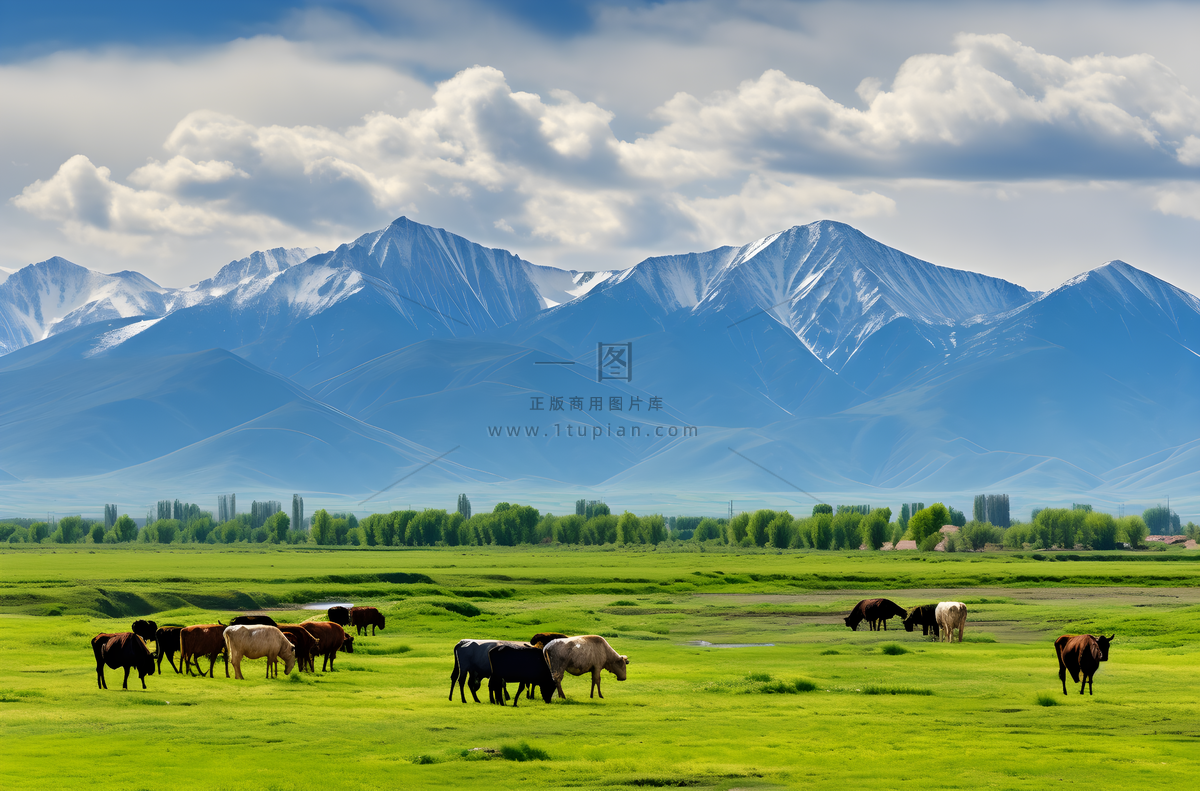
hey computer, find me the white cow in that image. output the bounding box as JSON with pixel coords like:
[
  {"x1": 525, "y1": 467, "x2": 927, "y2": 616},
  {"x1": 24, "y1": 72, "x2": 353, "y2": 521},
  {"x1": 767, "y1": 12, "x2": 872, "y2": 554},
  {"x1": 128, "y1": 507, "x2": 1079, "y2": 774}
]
[
  {"x1": 542, "y1": 635, "x2": 629, "y2": 699},
  {"x1": 935, "y1": 602, "x2": 967, "y2": 643},
  {"x1": 224, "y1": 625, "x2": 297, "y2": 679}
]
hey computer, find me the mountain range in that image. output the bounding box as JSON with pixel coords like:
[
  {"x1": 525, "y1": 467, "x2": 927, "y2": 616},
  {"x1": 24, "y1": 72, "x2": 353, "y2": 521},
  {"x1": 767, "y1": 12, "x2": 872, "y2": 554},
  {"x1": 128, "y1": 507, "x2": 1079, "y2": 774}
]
[{"x1": 1, "y1": 217, "x2": 1197, "y2": 518}]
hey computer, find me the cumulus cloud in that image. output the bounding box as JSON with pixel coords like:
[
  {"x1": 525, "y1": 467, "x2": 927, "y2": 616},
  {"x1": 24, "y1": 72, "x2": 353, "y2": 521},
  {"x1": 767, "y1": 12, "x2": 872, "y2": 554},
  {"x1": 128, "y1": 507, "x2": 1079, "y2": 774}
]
[
  {"x1": 12, "y1": 154, "x2": 287, "y2": 253},
  {"x1": 11, "y1": 34, "x2": 1200, "y2": 269},
  {"x1": 626, "y1": 33, "x2": 1200, "y2": 178}
]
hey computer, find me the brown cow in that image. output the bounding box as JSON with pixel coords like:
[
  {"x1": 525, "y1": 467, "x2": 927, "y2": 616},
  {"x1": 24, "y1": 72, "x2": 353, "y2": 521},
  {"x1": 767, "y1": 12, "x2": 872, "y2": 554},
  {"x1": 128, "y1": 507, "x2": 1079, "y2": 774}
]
[
  {"x1": 180, "y1": 624, "x2": 229, "y2": 678},
  {"x1": 844, "y1": 598, "x2": 907, "y2": 631},
  {"x1": 302, "y1": 621, "x2": 354, "y2": 671},
  {"x1": 1056, "y1": 634, "x2": 1115, "y2": 695},
  {"x1": 350, "y1": 606, "x2": 385, "y2": 636},
  {"x1": 154, "y1": 626, "x2": 183, "y2": 674},
  {"x1": 278, "y1": 625, "x2": 320, "y2": 673},
  {"x1": 92, "y1": 633, "x2": 156, "y2": 690}
]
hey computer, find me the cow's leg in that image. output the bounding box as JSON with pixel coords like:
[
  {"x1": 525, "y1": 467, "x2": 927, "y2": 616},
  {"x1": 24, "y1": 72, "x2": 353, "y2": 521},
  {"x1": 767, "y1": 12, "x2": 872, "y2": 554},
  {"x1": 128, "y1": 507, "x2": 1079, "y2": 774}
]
[
  {"x1": 556, "y1": 681, "x2": 566, "y2": 699},
  {"x1": 593, "y1": 669, "x2": 603, "y2": 699},
  {"x1": 140, "y1": 670, "x2": 147, "y2": 689},
  {"x1": 96, "y1": 657, "x2": 106, "y2": 690},
  {"x1": 122, "y1": 666, "x2": 131, "y2": 690},
  {"x1": 1059, "y1": 664, "x2": 1068, "y2": 695}
]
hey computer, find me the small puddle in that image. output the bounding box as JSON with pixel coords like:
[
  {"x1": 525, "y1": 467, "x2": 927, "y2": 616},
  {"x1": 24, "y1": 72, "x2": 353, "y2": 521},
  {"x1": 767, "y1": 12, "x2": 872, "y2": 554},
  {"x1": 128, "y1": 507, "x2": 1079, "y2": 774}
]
[
  {"x1": 684, "y1": 640, "x2": 775, "y2": 648},
  {"x1": 301, "y1": 601, "x2": 352, "y2": 610}
]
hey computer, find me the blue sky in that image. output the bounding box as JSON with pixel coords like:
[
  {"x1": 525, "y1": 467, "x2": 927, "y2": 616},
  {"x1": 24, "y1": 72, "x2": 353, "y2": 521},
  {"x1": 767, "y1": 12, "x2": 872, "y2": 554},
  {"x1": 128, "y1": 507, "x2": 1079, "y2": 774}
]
[{"x1": 2, "y1": 0, "x2": 1199, "y2": 293}]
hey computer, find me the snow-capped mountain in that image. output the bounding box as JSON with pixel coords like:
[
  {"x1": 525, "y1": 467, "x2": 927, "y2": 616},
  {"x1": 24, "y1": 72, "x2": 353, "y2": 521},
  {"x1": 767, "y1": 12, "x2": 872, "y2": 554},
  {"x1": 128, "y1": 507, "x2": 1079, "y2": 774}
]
[
  {"x1": 171, "y1": 247, "x2": 319, "y2": 309},
  {"x1": 534, "y1": 220, "x2": 1036, "y2": 371},
  {"x1": 2, "y1": 216, "x2": 1199, "y2": 516},
  {"x1": 0, "y1": 257, "x2": 171, "y2": 355},
  {"x1": 89, "y1": 218, "x2": 616, "y2": 385}
]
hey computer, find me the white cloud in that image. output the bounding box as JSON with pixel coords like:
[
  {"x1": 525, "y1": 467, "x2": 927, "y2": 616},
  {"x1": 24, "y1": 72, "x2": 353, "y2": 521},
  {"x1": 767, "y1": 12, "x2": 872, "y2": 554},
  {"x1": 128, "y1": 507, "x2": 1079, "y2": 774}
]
[
  {"x1": 1154, "y1": 184, "x2": 1200, "y2": 221},
  {"x1": 673, "y1": 174, "x2": 895, "y2": 246},
  {"x1": 12, "y1": 154, "x2": 288, "y2": 253},
  {"x1": 7, "y1": 30, "x2": 1200, "y2": 286},
  {"x1": 624, "y1": 33, "x2": 1200, "y2": 178}
]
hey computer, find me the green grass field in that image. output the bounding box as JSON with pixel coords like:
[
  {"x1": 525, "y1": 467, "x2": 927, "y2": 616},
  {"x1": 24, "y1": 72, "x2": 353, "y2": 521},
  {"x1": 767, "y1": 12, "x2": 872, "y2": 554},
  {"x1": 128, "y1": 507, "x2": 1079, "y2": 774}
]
[{"x1": 3, "y1": 545, "x2": 1198, "y2": 789}]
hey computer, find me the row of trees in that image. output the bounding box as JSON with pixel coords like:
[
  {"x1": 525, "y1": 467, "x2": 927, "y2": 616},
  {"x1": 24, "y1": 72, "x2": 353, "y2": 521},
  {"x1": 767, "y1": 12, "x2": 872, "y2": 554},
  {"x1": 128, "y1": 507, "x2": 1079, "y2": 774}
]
[{"x1": 3, "y1": 498, "x2": 1195, "y2": 550}]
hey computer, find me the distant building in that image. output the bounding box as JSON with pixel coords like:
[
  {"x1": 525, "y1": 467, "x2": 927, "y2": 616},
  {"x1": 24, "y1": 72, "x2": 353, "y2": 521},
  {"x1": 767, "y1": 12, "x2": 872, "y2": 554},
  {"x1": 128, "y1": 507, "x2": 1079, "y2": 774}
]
[{"x1": 292, "y1": 494, "x2": 305, "y2": 531}]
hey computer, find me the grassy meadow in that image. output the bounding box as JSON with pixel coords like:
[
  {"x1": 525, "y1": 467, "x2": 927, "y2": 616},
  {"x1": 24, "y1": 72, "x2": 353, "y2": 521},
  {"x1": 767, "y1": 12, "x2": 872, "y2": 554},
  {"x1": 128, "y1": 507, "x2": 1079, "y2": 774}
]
[{"x1": 2, "y1": 545, "x2": 1199, "y2": 789}]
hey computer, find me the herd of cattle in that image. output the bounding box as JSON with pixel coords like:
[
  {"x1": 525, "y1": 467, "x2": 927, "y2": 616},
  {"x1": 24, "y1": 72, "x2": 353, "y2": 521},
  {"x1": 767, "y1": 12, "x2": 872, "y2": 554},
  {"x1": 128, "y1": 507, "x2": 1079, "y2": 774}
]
[
  {"x1": 843, "y1": 597, "x2": 1115, "y2": 695},
  {"x1": 843, "y1": 598, "x2": 968, "y2": 641},
  {"x1": 91, "y1": 605, "x2": 378, "y2": 690},
  {"x1": 89, "y1": 598, "x2": 1115, "y2": 698}
]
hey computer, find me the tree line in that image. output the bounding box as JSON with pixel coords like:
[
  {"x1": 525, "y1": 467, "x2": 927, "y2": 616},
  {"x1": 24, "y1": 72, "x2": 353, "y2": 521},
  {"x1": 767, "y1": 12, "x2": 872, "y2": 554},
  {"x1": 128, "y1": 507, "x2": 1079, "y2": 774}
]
[{"x1": 2, "y1": 499, "x2": 1195, "y2": 550}]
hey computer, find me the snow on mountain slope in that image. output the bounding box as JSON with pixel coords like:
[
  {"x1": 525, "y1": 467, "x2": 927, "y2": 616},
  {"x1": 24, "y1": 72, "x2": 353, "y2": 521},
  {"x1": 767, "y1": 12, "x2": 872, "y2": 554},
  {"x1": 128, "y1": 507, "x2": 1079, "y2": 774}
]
[
  {"x1": 0, "y1": 257, "x2": 171, "y2": 354},
  {"x1": 558, "y1": 221, "x2": 1035, "y2": 372},
  {"x1": 171, "y1": 247, "x2": 319, "y2": 308},
  {"x1": 89, "y1": 218, "x2": 617, "y2": 384}
]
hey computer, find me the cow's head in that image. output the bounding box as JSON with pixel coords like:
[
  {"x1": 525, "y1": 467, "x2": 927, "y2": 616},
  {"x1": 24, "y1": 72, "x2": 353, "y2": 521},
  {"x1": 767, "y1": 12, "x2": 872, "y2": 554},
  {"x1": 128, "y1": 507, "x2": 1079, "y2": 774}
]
[
  {"x1": 902, "y1": 609, "x2": 918, "y2": 632},
  {"x1": 340, "y1": 634, "x2": 355, "y2": 654},
  {"x1": 606, "y1": 654, "x2": 629, "y2": 681},
  {"x1": 136, "y1": 637, "x2": 157, "y2": 678},
  {"x1": 1096, "y1": 634, "x2": 1114, "y2": 661},
  {"x1": 281, "y1": 643, "x2": 297, "y2": 676},
  {"x1": 844, "y1": 615, "x2": 859, "y2": 631},
  {"x1": 132, "y1": 620, "x2": 158, "y2": 642},
  {"x1": 538, "y1": 682, "x2": 556, "y2": 703},
  {"x1": 379, "y1": 614, "x2": 386, "y2": 629}
]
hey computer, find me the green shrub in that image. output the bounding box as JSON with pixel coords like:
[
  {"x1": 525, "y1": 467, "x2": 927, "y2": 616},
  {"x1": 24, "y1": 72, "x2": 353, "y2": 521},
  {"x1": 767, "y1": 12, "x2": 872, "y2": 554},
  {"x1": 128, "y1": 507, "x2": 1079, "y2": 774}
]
[
  {"x1": 863, "y1": 685, "x2": 932, "y2": 696},
  {"x1": 412, "y1": 754, "x2": 436, "y2": 765},
  {"x1": 819, "y1": 649, "x2": 840, "y2": 655},
  {"x1": 500, "y1": 742, "x2": 550, "y2": 762},
  {"x1": 1035, "y1": 693, "x2": 1059, "y2": 707},
  {"x1": 434, "y1": 601, "x2": 482, "y2": 617},
  {"x1": 880, "y1": 643, "x2": 909, "y2": 655},
  {"x1": 609, "y1": 600, "x2": 638, "y2": 606},
  {"x1": 746, "y1": 672, "x2": 772, "y2": 682}
]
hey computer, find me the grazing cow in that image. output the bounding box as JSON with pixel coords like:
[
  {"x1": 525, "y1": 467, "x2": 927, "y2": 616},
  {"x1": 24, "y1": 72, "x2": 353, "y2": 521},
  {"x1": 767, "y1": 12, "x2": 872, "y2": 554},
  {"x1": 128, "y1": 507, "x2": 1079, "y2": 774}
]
[
  {"x1": 543, "y1": 635, "x2": 629, "y2": 699},
  {"x1": 230, "y1": 615, "x2": 278, "y2": 627},
  {"x1": 449, "y1": 640, "x2": 527, "y2": 703},
  {"x1": 350, "y1": 606, "x2": 385, "y2": 636},
  {"x1": 278, "y1": 625, "x2": 320, "y2": 673},
  {"x1": 935, "y1": 602, "x2": 967, "y2": 643},
  {"x1": 844, "y1": 598, "x2": 908, "y2": 631},
  {"x1": 903, "y1": 605, "x2": 940, "y2": 638},
  {"x1": 92, "y1": 633, "x2": 156, "y2": 690},
  {"x1": 154, "y1": 626, "x2": 183, "y2": 674},
  {"x1": 1056, "y1": 634, "x2": 1115, "y2": 695},
  {"x1": 131, "y1": 620, "x2": 158, "y2": 644},
  {"x1": 224, "y1": 625, "x2": 297, "y2": 680},
  {"x1": 488, "y1": 644, "x2": 556, "y2": 706},
  {"x1": 525, "y1": 633, "x2": 570, "y2": 697},
  {"x1": 327, "y1": 606, "x2": 351, "y2": 627},
  {"x1": 180, "y1": 624, "x2": 229, "y2": 678},
  {"x1": 302, "y1": 621, "x2": 353, "y2": 671}
]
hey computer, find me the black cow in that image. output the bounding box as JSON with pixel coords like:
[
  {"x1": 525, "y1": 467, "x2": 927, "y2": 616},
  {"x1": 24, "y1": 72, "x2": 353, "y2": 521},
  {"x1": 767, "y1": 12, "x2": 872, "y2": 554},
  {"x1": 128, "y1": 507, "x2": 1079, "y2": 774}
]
[
  {"x1": 1056, "y1": 634, "x2": 1115, "y2": 695},
  {"x1": 230, "y1": 615, "x2": 279, "y2": 627},
  {"x1": 131, "y1": 620, "x2": 158, "y2": 644},
  {"x1": 903, "y1": 605, "x2": 940, "y2": 638},
  {"x1": 327, "y1": 606, "x2": 351, "y2": 627},
  {"x1": 92, "y1": 633, "x2": 156, "y2": 690},
  {"x1": 154, "y1": 626, "x2": 183, "y2": 674},
  {"x1": 844, "y1": 598, "x2": 907, "y2": 631},
  {"x1": 488, "y1": 644, "x2": 555, "y2": 707},
  {"x1": 350, "y1": 606, "x2": 385, "y2": 636}
]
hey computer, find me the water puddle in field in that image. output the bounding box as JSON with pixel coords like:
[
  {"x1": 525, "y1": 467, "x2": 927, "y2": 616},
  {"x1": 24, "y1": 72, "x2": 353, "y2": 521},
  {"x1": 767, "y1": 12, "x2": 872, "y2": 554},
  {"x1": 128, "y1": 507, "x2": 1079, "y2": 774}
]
[
  {"x1": 684, "y1": 640, "x2": 775, "y2": 648},
  {"x1": 300, "y1": 601, "x2": 352, "y2": 610}
]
